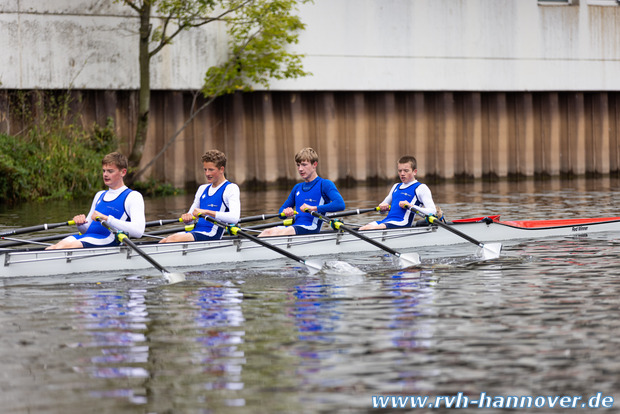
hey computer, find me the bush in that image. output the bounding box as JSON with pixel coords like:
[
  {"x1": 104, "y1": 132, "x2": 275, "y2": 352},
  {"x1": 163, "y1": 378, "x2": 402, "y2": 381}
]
[{"x1": 0, "y1": 91, "x2": 118, "y2": 204}]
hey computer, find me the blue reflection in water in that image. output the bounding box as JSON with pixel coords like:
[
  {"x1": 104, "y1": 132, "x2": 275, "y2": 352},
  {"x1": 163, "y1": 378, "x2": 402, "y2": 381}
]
[
  {"x1": 383, "y1": 271, "x2": 437, "y2": 350},
  {"x1": 291, "y1": 283, "x2": 343, "y2": 344},
  {"x1": 72, "y1": 288, "x2": 150, "y2": 405},
  {"x1": 190, "y1": 286, "x2": 245, "y2": 394}
]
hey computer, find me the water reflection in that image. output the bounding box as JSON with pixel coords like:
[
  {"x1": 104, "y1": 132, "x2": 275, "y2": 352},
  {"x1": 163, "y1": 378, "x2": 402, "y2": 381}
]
[
  {"x1": 1, "y1": 178, "x2": 620, "y2": 413},
  {"x1": 383, "y1": 270, "x2": 437, "y2": 350},
  {"x1": 71, "y1": 288, "x2": 150, "y2": 404},
  {"x1": 191, "y1": 285, "x2": 245, "y2": 393}
]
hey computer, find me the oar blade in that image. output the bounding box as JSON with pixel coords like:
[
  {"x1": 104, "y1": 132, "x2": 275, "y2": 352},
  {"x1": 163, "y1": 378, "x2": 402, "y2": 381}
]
[
  {"x1": 163, "y1": 271, "x2": 186, "y2": 284},
  {"x1": 398, "y1": 252, "x2": 421, "y2": 268},
  {"x1": 304, "y1": 259, "x2": 324, "y2": 274},
  {"x1": 477, "y1": 242, "x2": 502, "y2": 260}
]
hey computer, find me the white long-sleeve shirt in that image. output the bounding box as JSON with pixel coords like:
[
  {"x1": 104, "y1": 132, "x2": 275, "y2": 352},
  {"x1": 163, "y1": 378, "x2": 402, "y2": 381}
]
[
  {"x1": 78, "y1": 186, "x2": 146, "y2": 238},
  {"x1": 188, "y1": 181, "x2": 241, "y2": 224},
  {"x1": 381, "y1": 180, "x2": 437, "y2": 217}
]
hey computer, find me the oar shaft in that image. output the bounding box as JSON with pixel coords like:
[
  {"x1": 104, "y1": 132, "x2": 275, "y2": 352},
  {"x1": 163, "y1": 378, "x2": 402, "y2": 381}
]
[
  {"x1": 244, "y1": 218, "x2": 294, "y2": 231},
  {"x1": 202, "y1": 215, "x2": 307, "y2": 266},
  {"x1": 407, "y1": 206, "x2": 484, "y2": 247},
  {"x1": 326, "y1": 207, "x2": 380, "y2": 218},
  {"x1": 0, "y1": 220, "x2": 74, "y2": 237},
  {"x1": 118, "y1": 234, "x2": 170, "y2": 274},
  {"x1": 309, "y1": 211, "x2": 402, "y2": 256},
  {"x1": 430, "y1": 217, "x2": 483, "y2": 247},
  {"x1": 0, "y1": 234, "x2": 66, "y2": 248},
  {"x1": 145, "y1": 218, "x2": 184, "y2": 227},
  {"x1": 97, "y1": 218, "x2": 171, "y2": 275},
  {"x1": 238, "y1": 212, "x2": 286, "y2": 223},
  {"x1": 1, "y1": 236, "x2": 53, "y2": 247}
]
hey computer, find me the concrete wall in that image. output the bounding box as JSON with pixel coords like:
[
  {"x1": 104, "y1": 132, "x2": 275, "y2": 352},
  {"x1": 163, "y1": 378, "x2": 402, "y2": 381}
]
[
  {"x1": 2, "y1": 0, "x2": 620, "y2": 91},
  {"x1": 0, "y1": 0, "x2": 226, "y2": 90}
]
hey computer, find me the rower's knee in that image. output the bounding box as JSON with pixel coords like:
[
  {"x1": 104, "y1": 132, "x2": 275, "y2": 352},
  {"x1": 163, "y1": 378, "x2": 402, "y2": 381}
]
[
  {"x1": 160, "y1": 232, "x2": 194, "y2": 243},
  {"x1": 45, "y1": 240, "x2": 83, "y2": 250}
]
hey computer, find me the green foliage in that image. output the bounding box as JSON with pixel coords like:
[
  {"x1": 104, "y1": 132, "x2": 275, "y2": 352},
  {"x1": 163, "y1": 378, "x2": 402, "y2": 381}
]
[
  {"x1": 202, "y1": 0, "x2": 313, "y2": 97},
  {"x1": 131, "y1": 178, "x2": 184, "y2": 197},
  {"x1": 0, "y1": 92, "x2": 118, "y2": 204},
  {"x1": 120, "y1": 0, "x2": 312, "y2": 97}
]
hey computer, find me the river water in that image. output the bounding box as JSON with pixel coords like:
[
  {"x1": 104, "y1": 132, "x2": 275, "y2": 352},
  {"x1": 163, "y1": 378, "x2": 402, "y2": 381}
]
[{"x1": 1, "y1": 177, "x2": 619, "y2": 413}]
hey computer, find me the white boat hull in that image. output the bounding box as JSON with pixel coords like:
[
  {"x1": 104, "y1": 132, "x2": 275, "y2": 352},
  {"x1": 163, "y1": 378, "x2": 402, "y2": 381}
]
[{"x1": 2, "y1": 217, "x2": 620, "y2": 278}]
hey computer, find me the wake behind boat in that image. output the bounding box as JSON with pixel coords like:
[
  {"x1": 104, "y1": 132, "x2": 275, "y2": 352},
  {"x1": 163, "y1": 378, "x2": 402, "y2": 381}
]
[{"x1": 2, "y1": 214, "x2": 620, "y2": 278}]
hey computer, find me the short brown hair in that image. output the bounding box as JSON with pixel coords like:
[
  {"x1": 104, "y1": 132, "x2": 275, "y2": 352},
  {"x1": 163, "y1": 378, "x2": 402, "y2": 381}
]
[
  {"x1": 102, "y1": 152, "x2": 128, "y2": 170},
  {"x1": 295, "y1": 147, "x2": 319, "y2": 164},
  {"x1": 202, "y1": 149, "x2": 227, "y2": 168},
  {"x1": 398, "y1": 155, "x2": 417, "y2": 170}
]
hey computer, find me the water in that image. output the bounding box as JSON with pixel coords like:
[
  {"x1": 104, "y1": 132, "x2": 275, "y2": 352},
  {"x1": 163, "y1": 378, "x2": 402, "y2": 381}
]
[{"x1": 1, "y1": 177, "x2": 620, "y2": 413}]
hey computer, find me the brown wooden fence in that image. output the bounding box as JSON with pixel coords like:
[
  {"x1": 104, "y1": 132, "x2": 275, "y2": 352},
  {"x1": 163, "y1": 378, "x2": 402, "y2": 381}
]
[{"x1": 2, "y1": 90, "x2": 619, "y2": 188}]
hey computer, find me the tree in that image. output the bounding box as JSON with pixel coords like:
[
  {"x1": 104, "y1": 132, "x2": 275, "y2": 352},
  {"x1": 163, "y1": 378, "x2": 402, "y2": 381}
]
[{"x1": 119, "y1": 0, "x2": 312, "y2": 183}]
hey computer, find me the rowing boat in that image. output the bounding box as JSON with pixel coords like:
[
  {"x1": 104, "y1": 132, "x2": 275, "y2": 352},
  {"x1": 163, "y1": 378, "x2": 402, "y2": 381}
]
[{"x1": 1, "y1": 215, "x2": 620, "y2": 278}]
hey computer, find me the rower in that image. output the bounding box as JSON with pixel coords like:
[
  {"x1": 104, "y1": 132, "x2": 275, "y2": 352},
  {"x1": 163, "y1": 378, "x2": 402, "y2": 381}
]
[
  {"x1": 159, "y1": 150, "x2": 240, "y2": 243},
  {"x1": 259, "y1": 147, "x2": 345, "y2": 237},
  {"x1": 359, "y1": 155, "x2": 437, "y2": 230},
  {"x1": 46, "y1": 152, "x2": 145, "y2": 249}
]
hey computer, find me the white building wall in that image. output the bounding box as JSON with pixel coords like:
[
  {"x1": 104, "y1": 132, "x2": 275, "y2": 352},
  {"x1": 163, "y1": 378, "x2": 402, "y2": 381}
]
[{"x1": 1, "y1": 0, "x2": 620, "y2": 91}]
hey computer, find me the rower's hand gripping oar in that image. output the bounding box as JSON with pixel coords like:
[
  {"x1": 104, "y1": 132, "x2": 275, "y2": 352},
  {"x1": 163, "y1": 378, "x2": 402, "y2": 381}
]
[
  {"x1": 96, "y1": 218, "x2": 186, "y2": 284},
  {"x1": 199, "y1": 214, "x2": 323, "y2": 274},
  {"x1": 404, "y1": 204, "x2": 502, "y2": 260},
  {"x1": 305, "y1": 209, "x2": 421, "y2": 267},
  {"x1": 0, "y1": 219, "x2": 76, "y2": 237}
]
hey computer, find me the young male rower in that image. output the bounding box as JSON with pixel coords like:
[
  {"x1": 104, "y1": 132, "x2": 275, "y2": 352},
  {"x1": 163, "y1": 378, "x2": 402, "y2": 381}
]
[
  {"x1": 46, "y1": 152, "x2": 145, "y2": 249},
  {"x1": 259, "y1": 147, "x2": 345, "y2": 237},
  {"x1": 359, "y1": 155, "x2": 437, "y2": 230},
  {"x1": 159, "y1": 149, "x2": 240, "y2": 243}
]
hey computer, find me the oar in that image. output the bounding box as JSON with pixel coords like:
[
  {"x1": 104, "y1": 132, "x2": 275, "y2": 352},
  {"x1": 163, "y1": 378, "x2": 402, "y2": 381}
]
[
  {"x1": 404, "y1": 204, "x2": 502, "y2": 260},
  {"x1": 241, "y1": 207, "x2": 380, "y2": 231},
  {"x1": 140, "y1": 223, "x2": 196, "y2": 239},
  {"x1": 237, "y1": 207, "x2": 378, "y2": 226},
  {"x1": 326, "y1": 207, "x2": 381, "y2": 218},
  {"x1": 145, "y1": 217, "x2": 186, "y2": 228},
  {"x1": 244, "y1": 218, "x2": 295, "y2": 231},
  {"x1": 0, "y1": 233, "x2": 66, "y2": 248},
  {"x1": 238, "y1": 212, "x2": 290, "y2": 223},
  {"x1": 0, "y1": 219, "x2": 76, "y2": 237},
  {"x1": 96, "y1": 218, "x2": 186, "y2": 284},
  {"x1": 1, "y1": 236, "x2": 54, "y2": 247},
  {"x1": 306, "y1": 210, "x2": 421, "y2": 267},
  {"x1": 200, "y1": 215, "x2": 323, "y2": 274}
]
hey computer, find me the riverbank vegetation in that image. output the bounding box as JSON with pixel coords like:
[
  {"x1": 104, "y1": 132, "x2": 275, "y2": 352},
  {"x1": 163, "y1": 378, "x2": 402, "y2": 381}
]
[{"x1": 0, "y1": 91, "x2": 178, "y2": 205}]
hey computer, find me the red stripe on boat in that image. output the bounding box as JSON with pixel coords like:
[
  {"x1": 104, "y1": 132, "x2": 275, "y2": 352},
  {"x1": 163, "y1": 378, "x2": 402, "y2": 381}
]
[
  {"x1": 452, "y1": 215, "x2": 501, "y2": 223},
  {"x1": 499, "y1": 217, "x2": 620, "y2": 229}
]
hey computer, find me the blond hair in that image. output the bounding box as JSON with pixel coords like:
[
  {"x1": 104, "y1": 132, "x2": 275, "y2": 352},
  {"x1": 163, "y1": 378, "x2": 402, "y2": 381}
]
[{"x1": 294, "y1": 147, "x2": 319, "y2": 164}]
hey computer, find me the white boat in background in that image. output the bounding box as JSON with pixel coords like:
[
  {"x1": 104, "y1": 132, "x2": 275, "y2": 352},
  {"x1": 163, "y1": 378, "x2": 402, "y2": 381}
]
[{"x1": 1, "y1": 215, "x2": 620, "y2": 278}]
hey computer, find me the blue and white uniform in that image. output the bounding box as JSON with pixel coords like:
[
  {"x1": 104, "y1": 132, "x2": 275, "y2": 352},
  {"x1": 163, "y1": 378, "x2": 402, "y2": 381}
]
[
  {"x1": 279, "y1": 176, "x2": 345, "y2": 235},
  {"x1": 63, "y1": 186, "x2": 145, "y2": 247},
  {"x1": 373, "y1": 181, "x2": 436, "y2": 229},
  {"x1": 187, "y1": 181, "x2": 240, "y2": 241}
]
